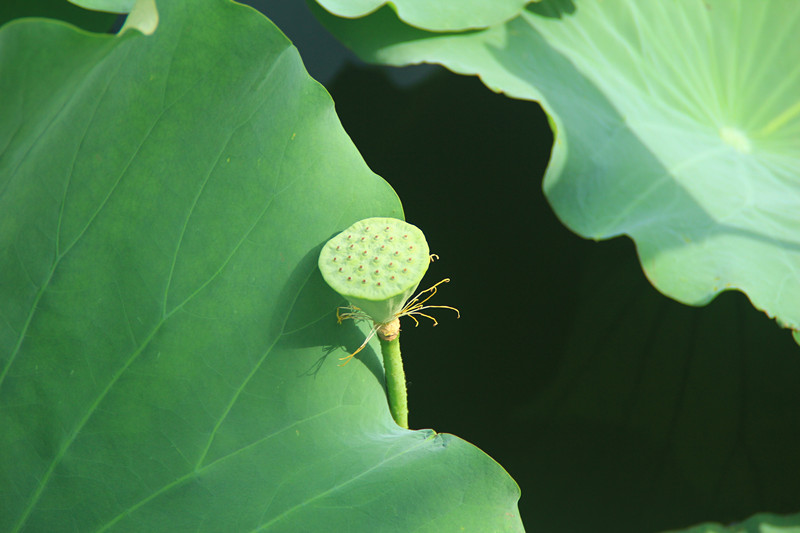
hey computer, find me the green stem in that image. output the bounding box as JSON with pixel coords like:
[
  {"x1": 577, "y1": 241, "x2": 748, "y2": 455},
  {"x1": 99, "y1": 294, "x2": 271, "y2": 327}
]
[{"x1": 379, "y1": 335, "x2": 408, "y2": 428}]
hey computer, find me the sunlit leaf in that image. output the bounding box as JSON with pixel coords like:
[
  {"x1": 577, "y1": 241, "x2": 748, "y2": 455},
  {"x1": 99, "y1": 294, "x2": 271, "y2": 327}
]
[{"x1": 0, "y1": 1, "x2": 522, "y2": 530}]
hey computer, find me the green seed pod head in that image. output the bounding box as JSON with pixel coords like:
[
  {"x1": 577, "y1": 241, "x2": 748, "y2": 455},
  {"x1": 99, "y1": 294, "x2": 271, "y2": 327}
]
[{"x1": 318, "y1": 217, "x2": 430, "y2": 324}]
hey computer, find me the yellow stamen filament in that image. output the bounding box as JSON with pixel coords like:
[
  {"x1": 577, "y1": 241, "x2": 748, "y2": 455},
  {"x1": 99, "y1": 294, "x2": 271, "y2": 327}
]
[
  {"x1": 335, "y1": 278, "x2": 459, "y2": 365},
  {"x1": 395, "y1": 279, "x2": 460, "y2": 326},
  {"x1": 337, "y1": 322, "x2": 379, "y2": 366}
]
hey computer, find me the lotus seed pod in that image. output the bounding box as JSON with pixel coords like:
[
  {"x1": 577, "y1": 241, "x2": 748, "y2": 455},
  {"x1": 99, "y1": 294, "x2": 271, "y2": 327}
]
[{"x1": 318, "y1": 217, "x2": 430, "y2": 324}]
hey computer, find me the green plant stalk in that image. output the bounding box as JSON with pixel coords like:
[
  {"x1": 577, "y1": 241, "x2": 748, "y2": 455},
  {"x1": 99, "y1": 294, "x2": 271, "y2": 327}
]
[{"x1": 380, "y1": 335, "x2": 408, "y2": 428}]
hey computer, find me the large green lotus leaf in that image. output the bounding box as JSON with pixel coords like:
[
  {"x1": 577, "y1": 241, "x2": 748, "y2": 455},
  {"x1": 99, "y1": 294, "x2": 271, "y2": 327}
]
[
  {"x1": 311, "y1": 0, "x2": 800, "y2": 343},
  {"x1": 315, "y1": 0, "x2": 531, "y2": 31},
  {"x1": 0, "y1": 1, "x2": 523, "y2": 531}
]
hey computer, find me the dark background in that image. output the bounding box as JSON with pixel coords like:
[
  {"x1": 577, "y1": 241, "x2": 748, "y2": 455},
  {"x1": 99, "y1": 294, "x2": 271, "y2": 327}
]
[{"x1": 7, "y1": 2, "x2": 799, "y2": 532}]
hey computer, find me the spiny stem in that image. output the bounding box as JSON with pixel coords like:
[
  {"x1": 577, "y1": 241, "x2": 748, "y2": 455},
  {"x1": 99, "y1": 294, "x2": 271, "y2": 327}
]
[{"x1": 379, "y1": 335, "x2": 408, "y2": 428}]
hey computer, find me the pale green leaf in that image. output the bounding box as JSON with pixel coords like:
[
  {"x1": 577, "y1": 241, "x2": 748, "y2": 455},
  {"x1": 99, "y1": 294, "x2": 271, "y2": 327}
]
[
  {"x1": 663, "y1": 511, "x2": 800, "y2": 532},
  {"x1": 315, "y1": 0, "x2": 532, "y2": 31},
  {"x1": 67, "y1": 0, "x2": 136, "y2": 14}
]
